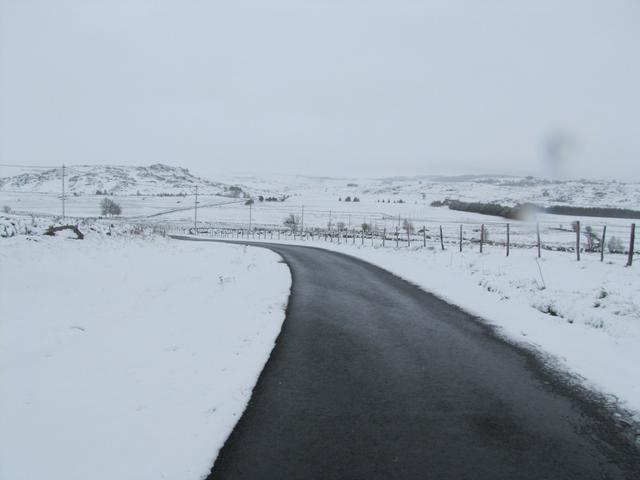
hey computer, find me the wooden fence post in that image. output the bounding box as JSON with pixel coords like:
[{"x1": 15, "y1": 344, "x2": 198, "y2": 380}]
[
  {"x1": 627, "y1": 223, "x2": 636, "y2": 267},
  {"x1": 600, "y1": 225, "x2": 606, "y2": 262},
  {"x1": 395, "y1": 227, "x2": 399, "y2": 248},
  {"x1": 576, "y1": 221, "x2": 581, "y2": 261},
  {"x1": 383, "y1": 228, "x2": 386, "y2": 247},
  {"x1": 480, "y1": 224, "x2": 484, "y2": 253},
  {"x1": 536, "y1": 223, "x2": 541, "y2": 258},
  {"x1": 459, "y1": 225, "x2": 463, "y2": 252},
  {"x1": 439, "y1": 225, "x2": 444, "y2": 250},
  {"x1": 506, "y1": 223, "x2": 510, "y2": 257},
  {"x1": 361, "y1": 229, "x2": 364, "y2": 245},
  {"x1": 423, "y1": 227, "x2": 426, "y2": 247}
]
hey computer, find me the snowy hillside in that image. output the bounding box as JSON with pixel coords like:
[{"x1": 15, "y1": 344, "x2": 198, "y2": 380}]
[
  {"x1": 0, "y1": 164, "x2": 249, "y2": 197},
  {"x1": 219, "y1": 174, "x2": 640, "y2": 211},
  {"x1": 367, "y1": 175, "x2": 640, "y2": 210},
  {"x1": 2, "y1": 168, "x2": 639, "y2": 224},
  {"x1": 4, "y1": 166, "x2": 638, "y2": 209}
]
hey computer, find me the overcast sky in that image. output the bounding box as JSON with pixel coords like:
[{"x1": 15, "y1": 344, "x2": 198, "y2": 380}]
[{"x1": 1, "y1": 0, "x2": 639, "y2": 180}]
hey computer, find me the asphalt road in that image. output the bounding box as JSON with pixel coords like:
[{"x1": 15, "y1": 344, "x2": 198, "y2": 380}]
[{"x1": 174, "y1": 237, "x2": 640, "y2": 479}]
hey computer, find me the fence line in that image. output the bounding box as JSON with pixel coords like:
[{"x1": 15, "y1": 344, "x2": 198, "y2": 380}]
[
  {"x1": 168, "y1": 220, "x2": 637, "y2": 267},
  {"x1": 2, "y1": 209, "x2": 636, "y2": 266}
]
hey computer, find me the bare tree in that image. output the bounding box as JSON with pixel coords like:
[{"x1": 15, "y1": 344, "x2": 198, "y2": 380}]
[
  {"x1": 584, "y1": 226, "x2": 601, "y2": 252},
  {"x1": 101, "y1": 198, "x2": 122, "y2": 217},
  {"x1": 283, "y1": 213, "x2": 301, "y2": 232},
  {"x1": 361, "y1": 223, "x2": 370, "y2": 233},
  {"x1": 402, "y1": 219, "x2": 414, "y2": 234}
]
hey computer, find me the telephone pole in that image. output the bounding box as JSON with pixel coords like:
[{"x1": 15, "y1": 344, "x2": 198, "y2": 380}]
[
  {"x1": 249, "y1": 201, "x2": 253, "y2": 231},
  {"x1": 194, "y1": 185, "x2": 199, "y2": 234},
  {"x1": 301, "y1": 205, "x2": 304, "y2": 233},
  {"x1": 61, "y1": 164, "x2": 66, "y2": 219}
]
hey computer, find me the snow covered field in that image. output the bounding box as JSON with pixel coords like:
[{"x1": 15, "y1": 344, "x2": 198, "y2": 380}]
[
  {"x1": 0, "y1": 191, "x2": 244, "y2": 220},
  {"x1": 3, "y1": 170, "x2": 640, "y2": 231},
  {"x1": 201, "y1": 233, "x2": 640, "y2": 421},
  {"x1": 0, "y1": 232, "x2": 290, "y2": 480}
]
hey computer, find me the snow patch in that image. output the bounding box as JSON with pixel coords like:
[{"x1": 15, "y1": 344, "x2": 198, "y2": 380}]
[{"x1": 0, "y1": 234, "x2": 291, "y2": 480}]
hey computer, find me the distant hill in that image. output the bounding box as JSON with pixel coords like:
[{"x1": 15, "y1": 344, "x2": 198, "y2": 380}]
[
  {"x1": 0, "y1": 164, "x2": 249, "y2": 197},
  {"x1": 361, "y1": 175, "x2": 640, "y2": 210}
]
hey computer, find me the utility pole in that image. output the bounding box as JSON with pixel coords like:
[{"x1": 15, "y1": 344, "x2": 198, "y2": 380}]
[
  {"x1": 576, "y1": 221, "x2": 581, "y2": 261},
  {"x1": 301, "y1": 205, "x2": 304, "y2": 233},
  {"x1": 329, "y1": 210, "x2": 332, "y2": 230},
  {"x1": 194, "y1": 185, "x2": 199, "y2": 234},
  {"x1": 249, "y1": 201, "x2": 253, "y2": 231},
  {"x1": 61, "y1": 164, "x2": 66, "y2": 219},
  {"x1": 627, "y1": 223, "x2": 636, "y2": 267}
]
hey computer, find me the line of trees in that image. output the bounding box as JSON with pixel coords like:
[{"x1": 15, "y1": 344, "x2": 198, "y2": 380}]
[{"x1": 431, "y1": 199, "x2": 640, "y2": 221}]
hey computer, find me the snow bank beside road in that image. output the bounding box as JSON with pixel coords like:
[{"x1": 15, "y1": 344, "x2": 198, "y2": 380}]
[{"x1": 0, "y1": 234, "x2": 290, "y2": 480}]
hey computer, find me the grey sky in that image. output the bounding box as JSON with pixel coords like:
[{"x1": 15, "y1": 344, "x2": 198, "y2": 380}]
[{"x1": 1, "y1": 0, "x2": 639, "y2": 180}]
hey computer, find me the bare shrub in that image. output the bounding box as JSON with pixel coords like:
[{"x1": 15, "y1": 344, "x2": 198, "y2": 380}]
[
  {"x1": 608, "y1": 236, "x2": 624, "y2": 253},
  {"x1": 100, "y1": 198, "x2": 122, "y2": 217},
  {"x1": 283, "y1": 214, "x2": 301, "y2": 232},
  {"x1": 402, "y1": 219, "x2": 414, "y2": 234},
  {"x1": 584, "y1": 226, "x2": 601, "y2": 252}
]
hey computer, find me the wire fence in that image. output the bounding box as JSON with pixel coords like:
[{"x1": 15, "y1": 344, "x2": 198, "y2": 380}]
[
  {"x1": 1, "y1": 206, "x2": 636, "y2": 266},
  {"x1": 161, "y1": 219, "x2": 638, "y2": 267}
]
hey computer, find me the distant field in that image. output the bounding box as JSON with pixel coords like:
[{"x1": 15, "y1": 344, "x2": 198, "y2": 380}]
[
  {"x1": 1, "y1": 172, "x2": 638, "y2": 255},
  {"x1": 2, "y1": 185, "x2": 636, "y2": 247}
]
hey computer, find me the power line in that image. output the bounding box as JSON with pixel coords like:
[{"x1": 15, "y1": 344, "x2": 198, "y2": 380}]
[
  {"x1": 0, "y1": 163, "x2": 60, "y2": 169},
  {"x1": 0, "y1": 190, "x2": 61, "y2": 195}
]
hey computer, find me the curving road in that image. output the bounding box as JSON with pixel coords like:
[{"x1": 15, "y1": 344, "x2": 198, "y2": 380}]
[{"x1": 174, "y1": 237, "x2": 640, "y2": 479}]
